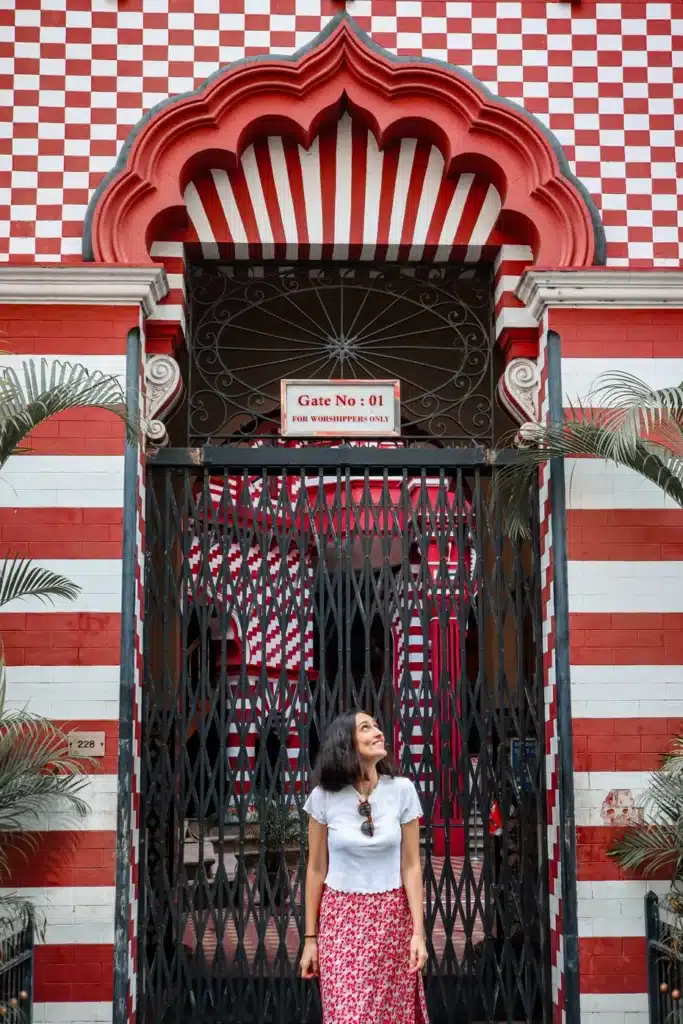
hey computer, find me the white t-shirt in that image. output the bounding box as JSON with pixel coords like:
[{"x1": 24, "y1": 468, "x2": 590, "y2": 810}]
[{"x1": 303, "y1": 775, "x2": 423, "y2": 894}]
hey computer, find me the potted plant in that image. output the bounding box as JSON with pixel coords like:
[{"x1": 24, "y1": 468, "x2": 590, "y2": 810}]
[{"x1": 249, "y1": 800, "x2": 307, "y2": 910}]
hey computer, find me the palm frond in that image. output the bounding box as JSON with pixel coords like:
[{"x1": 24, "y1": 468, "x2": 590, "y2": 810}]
[
  {"x1": 660, "y1": 736, "x2": 683, "y2": 775},
  {"x1": 589, "y1": 368, "x2": 683, "y2": 423},
  {"x1": 0, "y1": 358, "x2": 137, "y2": 467},
  {"x1": 588, "y1": 372, "x2": 683, "y2": 457},
  {"x1": 0, "y1": 892, "x2": 41, "y2": 941},
  {"x1": 0, "y1": 556, "x2": 80, "y2": 609},
  {"x1": 610, "y1": 731, "x2": 683, "y2": 880},
  {"x1": 643, "y1": 771, "x2": 683, "y2": 823},
  {"x1": 0, "y1": 663, "x2": 92, "y2": 846},
  {"x1": 496, "y1": 416, "x2": 683, "y2": 538},
  {"x1": 609, "y1": 820, "x2": 682, "y2": 875}
]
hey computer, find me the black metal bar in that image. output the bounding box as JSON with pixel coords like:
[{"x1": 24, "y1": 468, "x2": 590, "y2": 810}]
[
  {"x1": 148, "y1": 445, "x2": 525, "y2": 470},
  {"x1": 0, "y1": 922, "x2": 33, "y2": 1021},
  {"x1": 547, "y1": 328, "x2": 581, "y2": 1024},
  {"x1": 112, "y1": 326, "x2": 142, "y2": 1024},
  {"x1": 646, "y1": 892, "x2": 661, "y2": 1024}
]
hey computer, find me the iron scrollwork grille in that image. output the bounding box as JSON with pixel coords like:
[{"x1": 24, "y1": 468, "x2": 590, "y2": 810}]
[
  {"x1": 185, "y1": 263, "x2": 495, "y2": 445},
  {"x1": 141, "y1": 450, "x2": 551, "y2": 1024}
]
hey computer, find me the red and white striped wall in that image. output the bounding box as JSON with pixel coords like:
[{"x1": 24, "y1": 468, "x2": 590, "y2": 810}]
[
  {"x1": 519, "y1": 274, "x2": 683, "y2": 1024},
  {"x1": 148, "y1": 113, "x2": 538, "y2": 348},
  {"x1": 0, "y1": 268, "x2": 164, "y2": 1024}
]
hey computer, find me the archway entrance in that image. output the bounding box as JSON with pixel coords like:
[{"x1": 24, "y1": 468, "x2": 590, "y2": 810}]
[{"x1": 141, "y1": 261, "x2": 550, "y2": 1024}]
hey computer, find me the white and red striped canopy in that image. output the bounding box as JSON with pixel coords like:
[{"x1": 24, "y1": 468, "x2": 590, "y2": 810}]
[{"x1": 182, "y1": 113, "x2": 508, "y2": 263}]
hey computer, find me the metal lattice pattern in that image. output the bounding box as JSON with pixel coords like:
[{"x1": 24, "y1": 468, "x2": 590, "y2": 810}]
[
  {"x1": 185, "y1": 264, "x2": 494, "y2": 445},
  {"x1": 141, "y1": 451, "x2": 550, "y2": 1024}
]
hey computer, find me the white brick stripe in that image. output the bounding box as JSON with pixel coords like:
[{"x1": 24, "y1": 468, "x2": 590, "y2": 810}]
[
  {"x1": 580, "y1": 993, "x2": 648, "y2": 1024},
  {"x1": 574, "y1": 771, "x2": 651, "y2": 828},
  {"x1": 577, "y1": 879, "x2": 669, "y2": 937},
  {"x1": 33, "y1": 1004, "x2": 113, "y2": 1024},
  {"x1": 571, "y1": 665, "x2": 683, "y2": 718},
  {"x1": 568, "y1": 560, "x2": 683, "y2": 614},
  {"x1": 561, "y1": 357, "x2": 683, "y2": 403},
  {"x1": 0, "y1": 560, "x2": 122, "y2": 614},
  {"x1": 0, "y1": 455, "x2": 124, "y2": 508},
  {"x1": 564, "y1": 458, "x2": 681, "y2": 510},
  {"x1": 0, "y1": 887, "x2": 115, "y2": 945},
  {"x1": 5, "y1": 665, "x2": 120, "y2": 719},
  {"x1": 0, "y1": 355, "x2": 126, "y2": 380},
  {"x1": 17, "y1": 774, "x2": 118, "y2": 831}
]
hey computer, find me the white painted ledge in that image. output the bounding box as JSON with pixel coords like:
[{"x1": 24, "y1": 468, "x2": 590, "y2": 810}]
[
  {"x1": 0, "y1": 265, "x2": 168, "y2": 317},
  {"x1": 517, "y1": 269, "x2": 683, "y2": 320}
]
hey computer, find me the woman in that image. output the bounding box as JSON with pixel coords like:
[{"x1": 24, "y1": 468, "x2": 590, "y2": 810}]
[{"x1": 301, "y1": 710, "x2": 428, "y2": 1024}]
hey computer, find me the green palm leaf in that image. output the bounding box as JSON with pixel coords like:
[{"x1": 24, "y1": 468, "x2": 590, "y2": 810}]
[
  {"x1": 497, "y1": 413, "x2": 683, "y2": 538},
  {"x1": 0, "y1": 556, "x2": 80, "y2": 608},
  {"x1": 497, "y1": 370, "x2": 683, "y2": 537},
  {"x1": 0, "y1": 892, "x2": 39, "y2": 938},
  {"x1": 0, "y1": 358, "x2": 137, "y2": 467},
  {"x1": 610, "y1": 820, "x2": 682, "y2": 875},
  {"x1": 610, "y1": 737, "x2": 683, "y2": 880},
  {"x1": 0, "y1": 662, "x2": 92, "y2": 882},
  {"x1": 589, "y1": 371, "x2": 683, "y2": 455}
]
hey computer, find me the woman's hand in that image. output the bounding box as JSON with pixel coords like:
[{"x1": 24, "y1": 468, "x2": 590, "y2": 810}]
[
  {"x1": 301, "y1": 937, "x2": 320, "y2": 979},
  {"x1": 409, "y1": 933, "x2": 428, "y2": 974}
]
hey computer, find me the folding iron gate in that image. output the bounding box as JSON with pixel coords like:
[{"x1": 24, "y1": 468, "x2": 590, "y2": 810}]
[{"x1": 141, "y1": 445, "x2": 550, "y2": 1024}]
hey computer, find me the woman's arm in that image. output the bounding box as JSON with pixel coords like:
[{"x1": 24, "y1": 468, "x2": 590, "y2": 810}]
[
  {"x1": 401, "y1": 818, "x2": 428, "y2": 973},
  {"x1": 301, "y1": 817, "x2": 328, "y2": 979}
]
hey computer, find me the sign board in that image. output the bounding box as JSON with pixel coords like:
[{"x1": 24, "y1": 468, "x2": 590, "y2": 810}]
[
  {"x1": 281, "y1": 379, "x2": 400, "y2": 438},
  {"x1": 510, "y1": 738, "x2": 538, "y2": 793},
  {"x1": 68, "y1": 731, "x2": 105, "y2": 758}
]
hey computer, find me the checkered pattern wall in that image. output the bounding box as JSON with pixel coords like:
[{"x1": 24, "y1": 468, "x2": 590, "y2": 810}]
[{"x1": 1, "y1": 0, "x2": 682, "y2": 266}]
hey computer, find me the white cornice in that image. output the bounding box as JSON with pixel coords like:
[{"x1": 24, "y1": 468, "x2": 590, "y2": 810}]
[
  {"x1": 517, "y1": 269, "x2": 683, "y2": 321},
  {"x1": 0, "y1": 265, "x2": 169, "y2": 317}
]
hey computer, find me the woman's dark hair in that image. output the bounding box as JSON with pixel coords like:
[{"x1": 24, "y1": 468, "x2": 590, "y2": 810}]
[{"x1": 311, "y1": 710, "x2": 398, "y2": 792}]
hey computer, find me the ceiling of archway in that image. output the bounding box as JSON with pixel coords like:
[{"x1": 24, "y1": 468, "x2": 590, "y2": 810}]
[{"x1": 180, "y1": 113, "x2": 508, "y2": 263}]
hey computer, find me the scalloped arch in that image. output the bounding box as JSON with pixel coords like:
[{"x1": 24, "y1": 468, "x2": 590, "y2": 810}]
[{"x1": 83, "y1": 12, "x2": 605, "y2": 267}]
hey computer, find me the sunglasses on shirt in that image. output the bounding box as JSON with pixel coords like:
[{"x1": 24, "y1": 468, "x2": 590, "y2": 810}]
[{"x1": 358, "y1": 800, "x2": 375, "y2": 837}]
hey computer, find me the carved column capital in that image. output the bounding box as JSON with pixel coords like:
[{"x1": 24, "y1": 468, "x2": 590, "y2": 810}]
[
  {"x1": 144, "y1": 354, "x2": 184, "y2": 448},
  {"x1": 497, "y1": 357, "x2": 540, "y2": 433}
]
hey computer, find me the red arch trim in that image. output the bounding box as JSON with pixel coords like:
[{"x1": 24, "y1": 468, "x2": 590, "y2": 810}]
[{"x1": 86, "y1": 15, "x2": 603, "y2": 268}]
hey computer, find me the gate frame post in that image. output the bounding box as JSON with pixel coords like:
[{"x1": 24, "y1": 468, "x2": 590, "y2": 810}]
[
  {"x1": 645, "y1": 891, "x2": 660, "y2": 1024},
  {"x1": 113, "y1": 325, "x2": 145, "y2": 1024},
  {"x1": 547, "y1": 327, "x2": 581, "y2": 1024}
]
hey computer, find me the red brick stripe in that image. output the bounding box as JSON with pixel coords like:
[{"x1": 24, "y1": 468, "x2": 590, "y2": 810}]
[
  {"x1": 0, "y1": 612, "x2": 121, "y2": 666},
  {"x1": 3, "y1": 831, "x2": 116, "y2": 887},
  {"x1": 579, "y1": 936, "x2": 647, "y2": 994},
  {"x1": 573, "y1": 718, "x2": 682, "y2": 772},
  {"x1": 0, "y1": 306, "x2": 135, "y2": 355},
  {"x1": 34, "y1": 944, "x2": 114, "y2": 1002},
  {"x1": 0, "y1": 508, "x2": 123, "y2": 559},
  {"x1": 550, "y1": 307, "x2": 683, "y2": 358},
  {"x1": 576, "y1": 825, "x2": 671, "y2": 882},
  {"x1": 567, "y1": 509, "x2": 683, "y2": 561},
  {"x1": 570, "y1": 612, "x2": 683, "y2": 665},
  {"x1": 22, "y1": 410, "x2": 126, "y2": 457}
]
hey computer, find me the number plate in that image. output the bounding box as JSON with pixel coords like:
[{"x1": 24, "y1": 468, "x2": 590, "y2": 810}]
[{"x1": 67, "y1": 731, "x2": 105, "y2": 757}]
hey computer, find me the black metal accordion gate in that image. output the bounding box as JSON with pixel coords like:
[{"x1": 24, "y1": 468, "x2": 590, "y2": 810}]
[{"x1": 141, "y1": 445, "x2": 551, "y2": 1024}]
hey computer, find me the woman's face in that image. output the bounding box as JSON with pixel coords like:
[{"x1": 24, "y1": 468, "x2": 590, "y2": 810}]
[{"x1": 354, "y1": 713, "x2": 387, "y2": 763}]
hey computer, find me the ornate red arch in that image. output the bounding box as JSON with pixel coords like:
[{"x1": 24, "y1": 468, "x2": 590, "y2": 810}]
[{"x1": 85, "y1": 14, "x2": 604, "y2": 267}]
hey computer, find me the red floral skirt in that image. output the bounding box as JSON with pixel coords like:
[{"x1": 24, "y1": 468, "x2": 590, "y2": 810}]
[{"x1": 318, "y1": 886, "x2": 428, "y2": 1024}]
